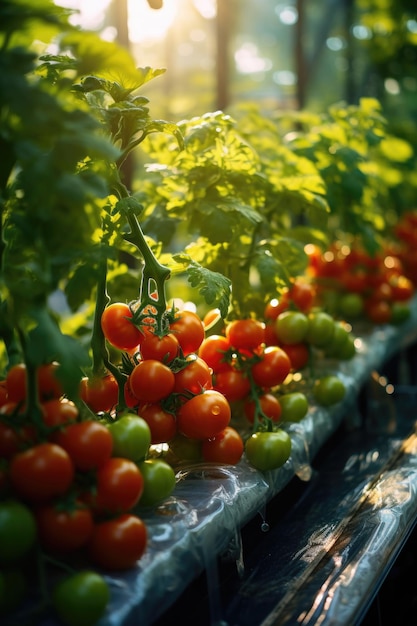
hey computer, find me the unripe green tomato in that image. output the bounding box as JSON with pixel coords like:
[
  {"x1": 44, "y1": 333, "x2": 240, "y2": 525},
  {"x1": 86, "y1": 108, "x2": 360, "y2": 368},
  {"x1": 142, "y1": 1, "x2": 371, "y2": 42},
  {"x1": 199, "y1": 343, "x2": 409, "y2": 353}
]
[
  {"x1": 109, "y1": 414, "x2": 151, "y2": 461},
  {"x1": 275, "y1": 311, "x2": 309, "y2": 345},
  {"x1": 279, "y1": 392, "x2": 309, "y2": 422},
  {"x1": 338, "y1": 292, "x2": 364, "y2": 319},
  {"x1": 137, "y1": 459, "x2": 176, "y2": 507},
  {"x1": 324, "y1": 322, "x2": 355, "y2": 359},
  {"x1": 245, "y1": 430, "x2": 291, "y2": 471},
  {"x1": 0, "y1": 500, "x2": 37, "y2": 564},
  {"x1": 305, "y1": 311, "x2": 335, "y2": 347},
  {"x1": 313, "y1": 375, "x2": 346, "y2": 407},
  {"x1": 53, "y1": 571, "x2": 110, "y2": 626}
]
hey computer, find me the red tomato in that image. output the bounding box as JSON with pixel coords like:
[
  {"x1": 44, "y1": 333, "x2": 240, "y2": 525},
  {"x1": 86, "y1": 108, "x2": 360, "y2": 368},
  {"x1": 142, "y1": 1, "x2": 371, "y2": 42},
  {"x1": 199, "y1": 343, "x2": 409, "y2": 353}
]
[
  {"x1": 79, "y1": 374, "x2": 119, "y2": 413},
  {"x1": 177, "y1": 390, "x2": 231, "y2": 439},
  {"x1": 139, "y1": 331, "x2": 179, "y2": 363},
  {"x1": 169, "y1": 310, "x2": 205, "y2": 355},
  {"x1": 129, "y1": 360, "x2": 175, "y2": 403},
  {"x1": 5, "y1": 363, "x2": 27, "y2": 403},
  {"x1": 92, "y1": 457, "x2": 144, "y2": 514},
  {"x1": 10, "y1": 443, "x2": 74, "y2": 503},
  {"x1": 198, "y1": 334, "x2": 231, "y2": 373},
  {"x1": 53, "y1": 420, "x2": 113, "y2": 471},
  {"x1": 42, "y1": 398, "x2": 79, "y2": 429},
  {"x1": 281, "y1": 342, "x2": 310, "y2": 371},
  {"x1": 264, "y1": 293, "x2": 290, "y2": 321},
  {"x1": 264, "y1": 322, "x2": 280, "y2": 346},
  {"x1": 251, "y1": 346, "x2": 291, "y2": 388},
  {"x1": 88, "y1": 513, "x2": 147, "y2": 571},
  {"x1": 173, "y1": 355, "x2": 213, "y2": 395},
  {"x1": 213, "y1": 368, "x2": 251, "y2": 403},
  {"x1": 101, "y1": 303, "x2": 143, "y2": 351},
  {"x1": 244, "y1": 392, "x2": 282, "y2": 424},
  {"x1": 35, "y1": 502, "x2": 94, "y2": 553},
  {"x1": 138, "y1": 403, "x2": 177, "y2": 444},
  {"x1": 37, "y1": 362, "x2": 64, "y2": 400},
  {"x1": 202, "y1": 427, "x2": 244, "y2": 465},
  {"x1": 225, "y1": 318, "x2": 265, "y2": 351},
  {"x1": 289, "y1": 280, "x2": 316, "y2": 312}
]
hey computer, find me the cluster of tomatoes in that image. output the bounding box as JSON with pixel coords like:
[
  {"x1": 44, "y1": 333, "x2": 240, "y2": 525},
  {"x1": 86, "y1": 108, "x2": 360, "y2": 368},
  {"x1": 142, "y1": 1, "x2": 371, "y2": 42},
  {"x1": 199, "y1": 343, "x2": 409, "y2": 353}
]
[{"x1": 305, "y1": 240, "x2": 415, "y2": 326}]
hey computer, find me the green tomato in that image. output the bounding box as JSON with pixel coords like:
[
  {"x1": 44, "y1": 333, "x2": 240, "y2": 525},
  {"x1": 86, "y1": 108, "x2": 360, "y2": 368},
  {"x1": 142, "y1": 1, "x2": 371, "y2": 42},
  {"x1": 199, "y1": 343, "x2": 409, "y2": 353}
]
[
  {"x1": 391, "y1": 302, "x2": 411, "y2": 325},
  {"x1": 313, "y1": 375, "x2": 346, "y2": 407},
  {"x1": 109, "y1": 414, "x2": 151, "y2": 462},
  {"x1": 168, "y1": 434, "x2": 202, "y2": 462},
  {"x1": 0, "y1": 567, "x2": 26, "y2": 614},
  {"x1": 53, "y1": 571, "x2": 110, "y2": 626},
  {"x1": 0, "y1": 500, "x2": 37, "y2": 564},
  {"x1": 305, "y1": 311, "x2": 335, "y2": 347},
  {"x1": 245, "y1": 430, "x2": 291, "y2": 471},
  {"x1": 137, "y1": 459, "x2": 176, "y2": 507},
  {"x1": 324, "y1": 322, "x2": 356, "y2": 360},
  {"x1": 279, "y1": 392, "x2": 309, "y2": 422},
  {"x1": 338, "y1": 292, "x2": 364, "y2": 319},
  {"x1": 275, "y1": 311, "x2": 309, "y2": 345}
]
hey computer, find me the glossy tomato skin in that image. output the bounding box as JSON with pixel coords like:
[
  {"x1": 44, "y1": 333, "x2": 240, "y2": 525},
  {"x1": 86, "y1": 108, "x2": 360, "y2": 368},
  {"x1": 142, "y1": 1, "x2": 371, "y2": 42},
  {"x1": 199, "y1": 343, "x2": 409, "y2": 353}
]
[
  {"x1": 53, "y1": 420, "x2": 113, "y2": 471},
  {"x1": 169, "y1": 310, "x2": 205, "y2": 355},
  {"x1": 139, "y1": 331, "x2": 179, "y2": 363},
  {"x1": 281, "y1": 342, "x2": 310, "y2": 371},
  {"x1": 10, "y1": 443, "x2": 74, "y2": 503},
  {"x1": 101, "y1": 302, "x2": 143, "y2": 351},
  {"x1": 0, "y1": 500, "x2": 37, "y2": 563},
  {"x1": 92, "y1": 457, "x2": 144, "y2": 514},
  {"x1": 79, "y1": 374, "x2": 119, "y2": 414},
  {"x1": 313, "y1": 375, "x2": 346, "y2": 406},
  {"x1": 212, "y1": 368, "x2": 251, "y2": 402},
  {"x1": 244, "y1": 393, "x2": 282, "y2": 424},
  {"x1": 251, "y1": 347, "x2": 291, "y2": 388},
  {"x1": 35, "y1": 502, "x2": 94, "y2": 554},
  {"x1": 201, "y1": 426, "x2": 244, "y2": 465},
  {"x1": 198, "y1": 334, "x2": 231, "y2": 373},
  {"x1": 129, "y1": 359, "x2": 175, "y2": 404},
  {"x1": 177, "y1": 390, "x2": 231, "y2": 439},
  {"x1": 305, "y1": 311, "x2": 335, "y2": 347},
  {"x1": 275, "y1": 311, "x2": 309, "y2": 345},
  {"x1": 174, "y1": 355, "x2": 213, "y2": 395},
  {"x1": 138, "y1": 403, "x2": 177, "y2": 444},
  {"x1": 225, "y1": 318, "x2": 265, "y2": 351},
  {"x1": 245, "y1": 430, "x2": 292, "y2": 471},
  {"x1": 53, "y1": 570, "x2": 110, "y2": 626},
  {"x1": 88, "y1": 513, "x2": 147, "y2": 570},
  {"x1": 42, "y1": 398, "x2": 79, "y2": 429},
  {"x1": 137, "y1": 459, "x2": 176, "y2": 507},
  {"x1": 279, "y1": 392, "x2": 309, "y2": 422},
  {"x1": 109, "y1": 414, "x2": 151, "y2": 461}
]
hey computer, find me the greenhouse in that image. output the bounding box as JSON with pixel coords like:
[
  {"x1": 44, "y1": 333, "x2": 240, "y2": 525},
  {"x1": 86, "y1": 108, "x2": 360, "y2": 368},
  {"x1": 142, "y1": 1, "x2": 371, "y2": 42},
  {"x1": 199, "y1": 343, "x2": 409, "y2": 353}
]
[{"x1": 1, "y1": 1, "x2": 417, "y2": 625}]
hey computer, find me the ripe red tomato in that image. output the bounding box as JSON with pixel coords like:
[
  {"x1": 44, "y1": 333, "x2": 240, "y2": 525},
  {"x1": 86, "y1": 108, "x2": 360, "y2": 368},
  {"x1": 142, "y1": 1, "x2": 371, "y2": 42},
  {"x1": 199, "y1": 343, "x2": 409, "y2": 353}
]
[
  {"x1": 88, "y1": 513, "x2": 147, "y2": 571},
  {"x1": 244, "y1": 392, "x2": 282, "y2": 424},
  {"x1": 251, "y1": 346, "x2": 291, "y2": 388},
  {"x1": 53, "y1": 420, "x2": 113, "y2": 471},
  {"x1": 289, "y1": 280, "x2": 316, "y2": 312},
  {"x1": 139, "y1": 331, "x2": 179, "y2": 363},
  {"x1": 173, "y1": 355, "x2": 213, "y2": 395},
  {"x1": 0, "y1": 405, "x2": 36, "y2": 459},
  {"x1": 198, "y1": 334, "x2": 231, "y2": 373},
  {"x1": 202, "y1": 426, "x2": 244, "y2": 465},
  {"x1": 5, "y1": 363, "x2": 27, "y2": 403},
  {"x1": 79, "y1": 374, "x2": 119, "y2": 413},
  {"x1": 92, "y1": 457, "x2": 144, "y2": 514},
  {"x1": 101, "y1": 302, "x2": 143, "y2": 351},
  {"x1": 129, "y1": 359, "x2": 175, "y2": 403},
  {"x1": 10, "y1": 443, "x2": 75, "y2": 503},
  {"x1": 42, "y1": 398, "x2": 79, "y2": 429},
  {"x1": 177, "y1": 390, "x2": 231, "y2": 439},
  {"x1": 35, "y1": 502, "x2": 94, "y2": 553},
  {"x1": 212, "y1": 368, "x2": 251, "y2": 402},
  {"x1": 169, "y1": 310, "x2": 205, "y2": 355},
  {"x1": 138, "y1": 403, "x2": 177, "y2": 444},
  {"x1": 264, "y1": 293, "x2": 290, "y2": 321},
  {"x1": 225, "y1": 318, "x2": 265, "y2": 351},
  {"x1": 280, "y1": 342, "x2": 310, "y2": 371},
  {"x1": 37, "y1": 362, "x2": 64, "y2": 401}
]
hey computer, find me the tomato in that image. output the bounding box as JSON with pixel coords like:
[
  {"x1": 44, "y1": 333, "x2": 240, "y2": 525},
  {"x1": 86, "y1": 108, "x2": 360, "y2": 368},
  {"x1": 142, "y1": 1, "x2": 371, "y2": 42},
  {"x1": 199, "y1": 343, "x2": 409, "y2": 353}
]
[
  {"x1": 53, "y1": 420, "x2": 113, "y2": 471},
  {"x1": 88, "y1": 513, "x2": 147, "y2": 570},
  {"x1": 391, "y1": 302, "x2": 411, "y2": 325},
  {"x1": 37, "y1": 361, "x2": 64, "y2": 400},
  {"x1": 0, "y1": 500, "x2": 37, "y2": 563},
  {"x1": 129, "y1": 359, "x2": 175, "y2": 403},
  {"x1": 279, "y1": 392, "x2": 309, "y2": 422},
  {"x1": 109, "y1": 414, "x2": 151, "y2": 461},
  {"x1": 281, "y1": 342, "x2": 310, "y2": 371},
  {"x1": 140, "y1": 331, "x2": 179, "y2": 363},
  {"x1": 101, "y1": 302, "x2": 143, "y2": 351},
  {"x1": 198, "y1": 334, "x2": 231, "y2": 373},
  {"x1": 264, "y1": 293, "x2": 290, "y2": 321},
  {"x1": 53, "y1": 570, "x2": 110, "y2": 626},
  {"x1": 202, "y1": 426, "x2": 244, "y2": 465},
  {"x1": 174, "y1": 355, "x2": 213, "y2": 395},
  {"x1": 10, "y1": 443, "x2": 74, "y2": 503},
  {"x1": 324, "y1": 322, "x2": 355, "y2": 360},
  {"x1": 168, "y1": 434, "x2": 202, "y2": 462},
  {"x1": 264, "y1": 322, "x2": 280, "y2": 346},
  {"x1": 93, "y1": 457, "x2": 144, "y2": 514},
  {"x1": 364, "y1": 299, "x2": 392, "y2": 325},
  {"x1": 251, "y1": 346, "x2": 291, "y2": 388},
  {"x1": 169, "y1": 310, "x2": 205, "y2": 355},
  {"x1": 244, "y1": 393, "x2": 282, "y2": 424},
  {"x1": 313, "y1": 375, "x2": 346, "y2": 406},
  {"x1": 79, "y1": 374, "x2": 119, "y2": 413},
  {"x1": 35, "y1": 502, "x2": 94, "y2": 553},
  {"x1": 177, "y1": 390, "x2": 231, "y2": 439},
  {"x1": 225, "y1": 318, "x2": 265, "y2": 351},
  {"x1": 42, "y1": 398, "x2": 79, "y2": 429},
  {"x1": 138, "y1": 403, "x2": 177, "y2": 444},
  {"x1": 389, "y1": 274, "x2": 414, "y2": 301},
  {"x1": 213, "y1": 368, "x2": 251, "y2": 402},
  {"x1": 289, "y1": 280, "x2": 316, "y2": 312},
  {"x1": 275, "y1": 311, "x2": 309, "y2": 345},
  {"x1": 5, "y1": 363, "x2": 27, "y2": 403},
  {"x1": 245, "y1": 430, "x2": 292, "y2": 471},
  {"x1": 305, "y1": 311, "x2": 336, "y2": 347},
  {"x1": 137, "y1": 459, "x2": 176, "y2": 507},
  {"x1": 0, "y1": 418, "x2": 32, "y2": 460}
]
